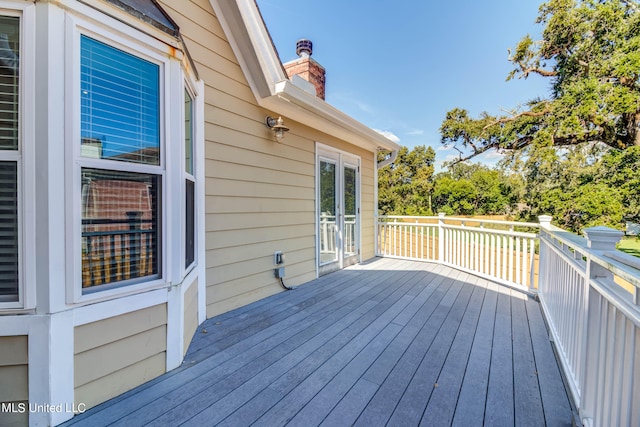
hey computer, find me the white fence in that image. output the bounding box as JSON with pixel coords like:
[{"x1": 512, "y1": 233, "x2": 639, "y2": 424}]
[
  {"x1": 376, "y1": 213, "x2": 640, "y2": 427},
  {"x1": 377, "y1": 214, "x2": 539, "y2": 291},
  {"x1": 538, "y1": 219, "x2": 640, "y2": 427}
]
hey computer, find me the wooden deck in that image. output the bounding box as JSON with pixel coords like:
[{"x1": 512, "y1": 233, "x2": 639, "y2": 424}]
[{"x1": 64, "y1": 258, "x2": 574, "y2": 426}]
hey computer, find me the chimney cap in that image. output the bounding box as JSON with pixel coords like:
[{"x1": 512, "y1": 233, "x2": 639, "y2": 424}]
[{"x1": 296, "y1": 39, "x2": 313, "y2": 57}]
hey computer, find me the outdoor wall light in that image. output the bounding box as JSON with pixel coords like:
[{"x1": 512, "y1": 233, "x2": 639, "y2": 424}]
[{"x1": 265, "y1": 115, "x2": 289, "y2": 142}]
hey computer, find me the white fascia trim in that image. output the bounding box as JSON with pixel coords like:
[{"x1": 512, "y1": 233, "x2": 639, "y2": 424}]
[
  {"x1": 262, "y1": 80, "x2": 400, "y2": 153},
  {"x1": 208, "y1": 0, "x2": 283, "y2": 99},
  {"x1": 234, "y1": 0, "x2": 284, "y2": 89},
  {"x1": 209, "y1": 0, "x2": 400, "y2": 154}
]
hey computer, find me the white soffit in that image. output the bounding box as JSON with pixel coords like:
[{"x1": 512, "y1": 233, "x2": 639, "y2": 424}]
[{"x1": 208, "y1": 0, "x2": 400, "y2": 153}]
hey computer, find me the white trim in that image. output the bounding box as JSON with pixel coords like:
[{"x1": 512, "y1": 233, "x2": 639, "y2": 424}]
[
  {"x1": 47, "y1": 310, "x2": 76, "y2": 425},
  {"x1": 183, "y1": 81, "x2": 197, "y2": 275},
  {"x1": 195, "y1": 79, "x2": 206, "y2": 324},
  {"x1": 65, "y1": 14, "x2": 173, "y2": 305},
  {"x1": 315, "y1": 143, "x2": 361, "y2": 272},
  {"x1": 0, "y1": 3, "x2": 36, "y2": 311},
  {"x1": 373, "y1": 151, "x2": 379, "y2": 254},
  {"x1": 166, "y1": 284, "x2": 184, "y2": 370},
  {"x1": 316, "y1": 153, "x2": 338, "y2": 267},
  {"x1": 58, "y1": 0, "x2": 179, "y2": 52},
  {"x1": 72, "y1": 287, "x2": 168, "y2": 326}
]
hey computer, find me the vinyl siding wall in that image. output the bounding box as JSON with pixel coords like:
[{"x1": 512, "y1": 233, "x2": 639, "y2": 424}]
[
  {"x1": 159, "y1": 0, "x2": 377, "y2": 318},
  {"x1": 73, "y1": 304, "x2": 167, "y2": 410},
  {"x1": 183, "y1": 278, "x2": 199, "y2": 355},
  {"x1": 0, "y1": 336, "x2": 28, "y2": 426}
]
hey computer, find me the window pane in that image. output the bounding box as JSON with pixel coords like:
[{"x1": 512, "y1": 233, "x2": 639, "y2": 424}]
[
  {"x1": 344, "y1": 165, "x2": 357, "y2": 257},
  {"x1": 184, "y1": 89, "x2": 193, "y2": 175},
  {"x1": 81, "y1": 168, "x2": 160, "y2": 290},
  {"x1": 81, "y1": 36, "x2": 160, "y2": 165},
  {"x1": 0, "y1": 16, "x2": 19, "y2": 151},
  {"x1": 319, "y1": 161, "x2": 337, "y2": 264},
  {"x1": 185, "y1": 179, "x2": 194, "y2": 268},
  {"x1": 0, "y1": 161, "x2": 18, "y2": 300}
]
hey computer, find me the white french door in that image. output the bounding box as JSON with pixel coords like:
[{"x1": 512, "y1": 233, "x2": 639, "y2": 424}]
[{"x1": 317, "y1": 145, "x2": 360, "y2": 275}]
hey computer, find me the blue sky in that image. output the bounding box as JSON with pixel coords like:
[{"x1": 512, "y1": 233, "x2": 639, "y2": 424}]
[{"x1": 257, "y1": 0, "x2": 551, "y2": 169}]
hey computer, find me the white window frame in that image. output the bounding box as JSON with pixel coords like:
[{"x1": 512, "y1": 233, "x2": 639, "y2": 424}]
[
  {"x1": 315, "y1": 143, "x2": 361, "y2": 273},
  {"x1": 183, "y1": 83, "x2": 197, "y2": 275},
  {"x1": 64, "y1": 13, "x2": 186, "y2": 305},
  {"x1": 0, "y1": 3, "x2": 35, "y2": 311}
]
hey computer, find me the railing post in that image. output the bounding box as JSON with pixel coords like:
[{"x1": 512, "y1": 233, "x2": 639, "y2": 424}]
[
  {"x1": 538, "y1": 215, "x2": 552, "y2": 230},
  {"x1": 579, "y1": 226, "x2": 624, "y2": 424},
  {"x1": 537, "y1": 215, "x2": 552, "y2": 294},
  {"x1": 438, "y1": 213, "x2": 445, "y2": 263},
  {"x1": 584, "y1": 226, "x2": 623, "y2": 281}
]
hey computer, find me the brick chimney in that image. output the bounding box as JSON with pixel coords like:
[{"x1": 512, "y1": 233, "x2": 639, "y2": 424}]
[{"x1": 283, "y1": 39, "x2": 326, "y2": 100}]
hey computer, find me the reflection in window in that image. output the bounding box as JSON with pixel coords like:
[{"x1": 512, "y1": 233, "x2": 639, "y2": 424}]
[
  {"x1": 81, "y1": 168, "x2": 160, "y2": 290},
  {"x1": 344, "y1": 166, "x2": 357, "y2": 256},
  {"x1": 319, "y1": 161, "x2": 337, "y2": 264},
  {"x1": 0, "y1": 162, "x2": 18, "y2": 300},
  {"x1": 80, "y1": 35, "x2": 160, "y2": 165},
  {"x1": 185, "y1": 89, "x2": 195, "y2": 269}
]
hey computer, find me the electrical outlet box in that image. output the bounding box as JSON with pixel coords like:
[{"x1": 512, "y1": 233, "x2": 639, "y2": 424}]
[
  {"x1": 274, "y1": 251, "x2": 284, "y2": 265},
  {"x1": 274, "y1": 267, "x2": 285, "y2": 278}
]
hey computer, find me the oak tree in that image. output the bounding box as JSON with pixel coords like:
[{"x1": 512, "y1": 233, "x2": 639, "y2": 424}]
[{"x1": 440, "y1": 0, "x2": 640, "y2": 163}]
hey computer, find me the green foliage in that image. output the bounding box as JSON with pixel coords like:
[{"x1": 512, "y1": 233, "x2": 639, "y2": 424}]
[
  {"x1": 515, "y1": 142, "x2": 637, "y2": 232},
  {"x1": 432, "y1": 163, "x2": 520, "y2": 215},
  {"x1": 440, "y1": 0, "x2": 640, "y2": 164},
  {"x1": 432, "y1": 0, "x2": 640, "y2": 234},
  {"x1": 378, "y1": 145, "x2": 436, "y2": 215}
]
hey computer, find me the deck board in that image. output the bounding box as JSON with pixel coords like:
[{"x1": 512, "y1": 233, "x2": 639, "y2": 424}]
[{"x1": 64, "y1": 258, "x2": 574, "y2": 427}]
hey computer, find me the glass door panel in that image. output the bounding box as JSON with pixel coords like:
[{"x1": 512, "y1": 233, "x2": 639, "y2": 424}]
[
  {"x1": 343, "y1": 165, "x2": 357, "y2": 259},
  {"x1": 319, "y1": 160, "x2": 337, "y2": 265}
]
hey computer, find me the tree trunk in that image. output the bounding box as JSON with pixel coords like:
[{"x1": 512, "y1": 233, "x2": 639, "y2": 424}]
[{"x1": 634, "y1": 112, "x2": 640, "y2": 146}]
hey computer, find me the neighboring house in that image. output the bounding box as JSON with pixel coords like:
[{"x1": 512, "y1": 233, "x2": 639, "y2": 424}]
[{"x1": 0, "y1": 0, "x2": 399, "y2": 425}]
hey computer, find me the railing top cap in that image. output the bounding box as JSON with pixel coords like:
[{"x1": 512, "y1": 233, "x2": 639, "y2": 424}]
[{"x1": 583, "y1": 226, "x2": 624, "y2": 250}]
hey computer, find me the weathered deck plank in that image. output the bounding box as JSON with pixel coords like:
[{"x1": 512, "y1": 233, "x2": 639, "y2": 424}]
[{"x1": 63, "y1": 258, "x2": 574, "y2": 427}]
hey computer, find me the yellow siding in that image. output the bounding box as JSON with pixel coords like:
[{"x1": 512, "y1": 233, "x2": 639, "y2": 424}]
[
  {"x1": 183, "y1": 278, "x2": 199, "y2": 355},
  {"x1": 0, "y1": 336, "x2": 28, "y2": 426},
  {"x1": 158, "y1": 0, "x2": 378, "y2": 318},
  {"x1": 74, "y1": 305, "x2": 167, "y2": 409}
]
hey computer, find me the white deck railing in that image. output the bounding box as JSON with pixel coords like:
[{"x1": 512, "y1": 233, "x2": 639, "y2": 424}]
[
  {"x1": 376, "y1": 213, "x2": 640, "y2": 427},
  {"x1": 376, "y1": 213, "x2": 540, "y2": 291},
  {"x1": 537, "y1": 218, "x2": 640, "y2": 427}
]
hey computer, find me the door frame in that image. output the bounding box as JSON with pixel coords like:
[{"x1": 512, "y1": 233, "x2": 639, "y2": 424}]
[{"x1": 315, "y1": 143, "x2": 361, "y2": 276}]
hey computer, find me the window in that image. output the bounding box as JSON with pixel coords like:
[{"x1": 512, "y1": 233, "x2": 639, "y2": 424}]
[
  {"x1": 79, "y1": 35, "x2": 162, "y2": 293},
  {"x1": 0, "y1": 16, "x2": 20, "y2": 302},
  {"x1": 184, "y1": 89, "x2": 195, "y2": 269},
  {"x1": 80, "y1": 36, "x2": 160, "y2": 165}
]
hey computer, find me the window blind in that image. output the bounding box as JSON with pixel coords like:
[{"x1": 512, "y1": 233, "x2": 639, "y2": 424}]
[
  {"x1": 80, "y1": 35, "x2": 160, "y2": 165},
  {"x1": 0, "y1": 16, "x2": 19, "y2": 301},
  {"x1": 0, "y1": 16, "x2": 19, "y2": 151},
  {"x1": 0, "y1": 161, "x2": 18, "y2": 299}
]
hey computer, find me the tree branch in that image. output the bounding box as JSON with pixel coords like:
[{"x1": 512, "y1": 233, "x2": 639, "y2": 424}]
[
  {"x1": 518, "y1": 66, "x2": 558, "y2": 79},
  {"x1": 482, "y1": 105, "x2": 551, "y2": 131}
]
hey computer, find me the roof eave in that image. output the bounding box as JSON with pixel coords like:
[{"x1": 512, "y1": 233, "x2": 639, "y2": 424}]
[{"x1": 208, "y1": 0, "x2": 400, "y2": 153}]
